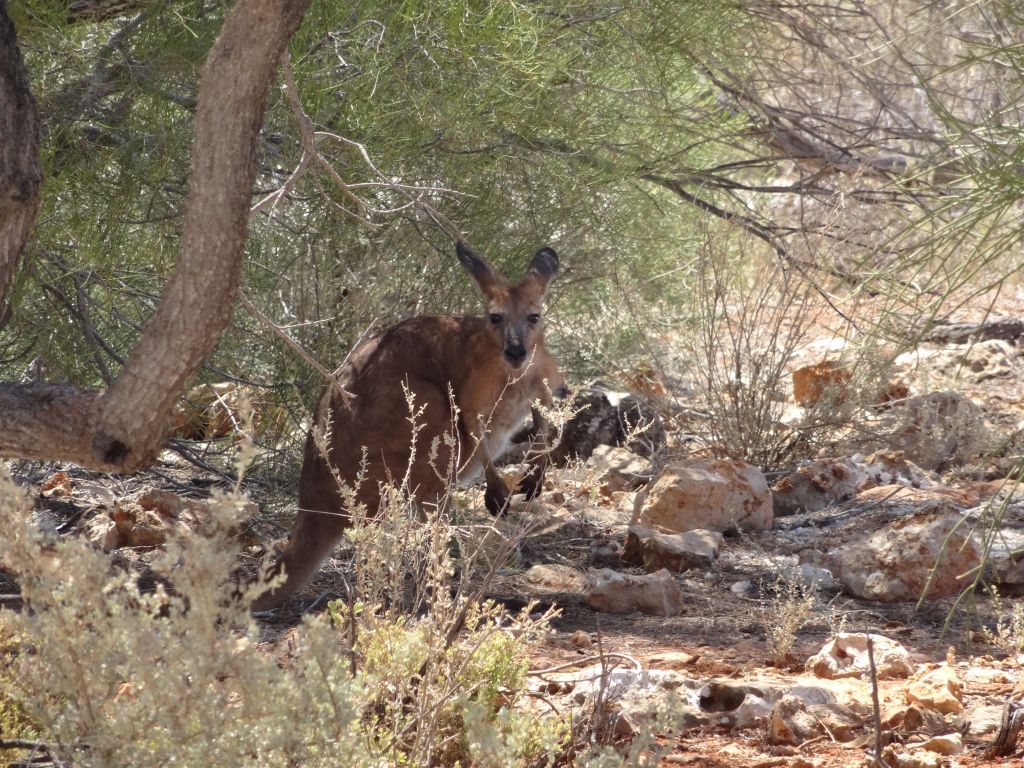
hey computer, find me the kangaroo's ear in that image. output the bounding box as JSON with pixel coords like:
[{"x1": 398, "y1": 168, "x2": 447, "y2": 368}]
[
  {"x1": 457, "y1": 241, "x2": 507, "y2": 299},
  {"x1": 526, "y1": 247, "x2": 559, "y2": 293}
]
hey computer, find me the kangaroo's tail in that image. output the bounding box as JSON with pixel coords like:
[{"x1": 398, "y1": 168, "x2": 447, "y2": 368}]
[{"x1": 250, "y1": 513, "x2": 345, "y2": 611}]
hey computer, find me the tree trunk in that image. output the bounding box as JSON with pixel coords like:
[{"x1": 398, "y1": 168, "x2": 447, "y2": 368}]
[
  {"x1": 0, "y1": 0, "x2": 312, "y2": 472},
  {"x1": 0, "y1": 0, "x2": 41, "y2": 313}
]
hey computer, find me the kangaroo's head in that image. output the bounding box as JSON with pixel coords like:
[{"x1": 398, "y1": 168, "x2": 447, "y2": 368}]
[{"x1": 456, "y1": 241, "x2": 559, "y2": 370}]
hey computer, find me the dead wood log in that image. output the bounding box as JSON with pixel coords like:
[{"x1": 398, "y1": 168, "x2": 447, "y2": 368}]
[{"x1": 924, "y1": 317, "x2": 1024, "y2": 345}]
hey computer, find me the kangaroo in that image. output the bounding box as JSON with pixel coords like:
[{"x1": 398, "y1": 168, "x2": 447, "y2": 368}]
[{"x1": 252, "y1": 241, "x2": 563, "y2": 610}]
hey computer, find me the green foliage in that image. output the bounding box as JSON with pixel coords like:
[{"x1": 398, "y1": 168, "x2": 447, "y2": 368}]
[{"x1": 5, "y1": 0, "x2": 744, "y2": 404}]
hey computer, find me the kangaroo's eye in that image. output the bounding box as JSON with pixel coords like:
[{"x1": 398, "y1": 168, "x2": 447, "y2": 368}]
[
  {"x1": 527, "y1": 314, "x2": 540, "y2": 325},
  {"x1": 488, "y1": 313, "x2": 503, "y2": 326}
]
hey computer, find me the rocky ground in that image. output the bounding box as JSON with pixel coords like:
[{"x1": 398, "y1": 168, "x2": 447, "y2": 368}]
[{"x1": 8, "y1": 296, "x2": 1024, "y2": 767}]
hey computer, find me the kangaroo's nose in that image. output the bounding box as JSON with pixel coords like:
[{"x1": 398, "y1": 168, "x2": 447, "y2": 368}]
[{"x1": 504, "y1": 345, "x2": 527, "y2": 366}]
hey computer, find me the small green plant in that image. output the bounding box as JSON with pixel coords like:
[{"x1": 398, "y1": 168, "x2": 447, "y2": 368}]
[
  {"x1": 981, "y1": 586, "x2": 1024, "y2": 657},
  {"x1": 763, "y1": 569, "x2": 818, "y2": 666},
  {"x1": 0, "y1": 613, "x2": 41, "y2": 765}
]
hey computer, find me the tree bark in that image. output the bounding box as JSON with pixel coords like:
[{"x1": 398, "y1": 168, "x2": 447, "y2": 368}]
[
  {"x1": 0, "y1": 0, "x2": 312, "y2": 472},
  {"x1": 0, "y1": 1, "x2": 41, "y2": 312}
]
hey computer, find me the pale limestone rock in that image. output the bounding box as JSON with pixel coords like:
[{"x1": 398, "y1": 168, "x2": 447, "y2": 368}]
[
  {"x1": 854, "y1": 450, "x2": 937, "y2": 489},
  {"x1": 805, "y1": 633, "x2": 914, "y2": 680},
  {"x1": 586, "y1": 568, "x2": 685, "y2": 616},
  {"x1": 769, "y1": 695, "x2": 865, "y2": 744},
  {"x1": 805, "y1": 702, "x2": 865, "y2": 741},
  {"x1": 767, "y1": 695, "x2": 818, "y2": 745},
  {"x1": 772, "y1": 451, "x2": 936, "y2": 516},
  {"x1": 895, "y1": 339, "x2": 1017, "y2": 384},
  {"x1": 637, "y1": 460, "x2": 772, "y2": 534},
  {"x1": 905, "y1": 665, "x2": 964, "y2": 715},
  {"x1": 772, "y1": 457, "x2": 865, "y2": 516},
  {"x1": 965, "y1": 704, "x2": 1004, "y2": 737},
  {"x1": 828, "y1": 509, "x2": 981, "y2": 602},
  {"x1": 882, "y1": 703, "x2": 948, "y2": 734},
  {"x1": 797, "y1": 563, "x2": 835, "y2": 590},
  {"x1": 878, "y1": 747, "x2": 944, "y2": 768},
  {"x1": 919, "y1": 733, "x2": 964, "y2": 756},
  {"x1": 733, "y1": 693, "x2": 772, "y2": 729}
]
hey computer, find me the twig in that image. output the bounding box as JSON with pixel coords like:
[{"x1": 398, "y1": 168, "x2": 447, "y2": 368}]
[
  {"x1": 163, "y1": 440, "x2": 236, "y2": 483},
  {"x1": 866, "y1": 635, "x2": 891, "y2": 767},
  {"x1": 523, "y1": 689, "x2": 562, "y2": 715},
  {"x1": 528, "y1": 652, "x2": 644, "y2": 677},
  {"x1": 0, "y1": 738, "x2": 66, "y2": 768},
  {"x1": 250, "y1": 52, "x2": 369, "y2": 224},
  {"x1": 592, "y1": 624, "x2": 608, "y2": 745},
  {"x1": 252, "y1": 51, "x2": 468, "y2": 243},
  {"x1": 238, "y1": 292, "x2": 355, "y2": 401}
]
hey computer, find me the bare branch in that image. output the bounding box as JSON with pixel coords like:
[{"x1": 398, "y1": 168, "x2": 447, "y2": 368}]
[{"x1": 238, "y1": 291, "x2": 356, "y2": 401}]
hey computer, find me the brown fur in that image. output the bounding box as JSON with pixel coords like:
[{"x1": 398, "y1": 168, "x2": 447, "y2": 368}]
[{"x1": 252, "y1": 242, "x2": 563, "y2": 610}]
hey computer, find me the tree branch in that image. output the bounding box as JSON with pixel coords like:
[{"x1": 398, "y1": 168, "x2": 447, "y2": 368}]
[
  {"x1": 0, "y1": 0, "x2": 311, "y2": 472},
  {"x1": 92, "y1": 0, "x2": 313, "y2": 470}
]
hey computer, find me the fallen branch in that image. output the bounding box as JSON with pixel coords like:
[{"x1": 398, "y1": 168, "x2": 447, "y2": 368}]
[
  {"x1": 924, "y1": 317, "x2": 1024, "y2": 345},
  {"x1": 985, "y1": 700, "x2": 1024, "y2": 759}
]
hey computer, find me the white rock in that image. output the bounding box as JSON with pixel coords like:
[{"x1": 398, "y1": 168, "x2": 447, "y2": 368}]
[
  {"x1": 772, "y1": 457, "x2": 865, "y2": 515},
  {"x1": 919, "y1": 733, "x2": 964, "y2": 755},
  {"x1": 905, "y1": 665, "x2": 964, "y2": 715},
  {"x1": 880, "y1": 746, "x2": 944, "y2": 768},
  {"x1": 797, "y1": 563, "x2": 835, "y2": 590},
  {"x1": 965, "y1": 703, "x2": 1004, "y2": 737},
  {"x1": 895, "y1": 339, "x2": 1017, "y2": 384},
  {"x1": 772, "y1": 451, "x2": 937, "y2": 516},
  {"x1": 733, "y1": 693, "x2": 772, "y2": 728},
  {"x1": 828, "y1": 510, "x2": 981, "y2": 602},
  {"x1": 878, "y1": 391, "x2": 988, "y2": 471},
  {"x1": 768, "y1": 694, "x2": 817, "y2": 745},
  {"x1": 806, "y1": 633, "x2": 914, "y2": 680}
]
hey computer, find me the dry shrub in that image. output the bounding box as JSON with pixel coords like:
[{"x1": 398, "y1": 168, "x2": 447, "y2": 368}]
[
  {"x1": 981, "y1": 587, "x2": 1024, "y2": 658},
  {"x1": 763, "y1": 571, "x2": 818, "y2": 666},
  {"x1": 0, "y1": 454, "x2": 569, "y2": 767},
  {"x1": 687, "y1": 234, "x2": 899, "y2": 470}
]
